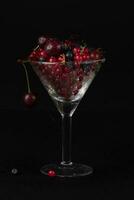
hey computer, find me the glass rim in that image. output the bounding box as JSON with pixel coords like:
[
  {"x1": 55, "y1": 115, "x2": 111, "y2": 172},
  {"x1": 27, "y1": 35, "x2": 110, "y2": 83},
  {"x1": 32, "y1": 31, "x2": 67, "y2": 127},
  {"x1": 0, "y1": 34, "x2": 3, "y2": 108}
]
[{"x1": 21, "y1": 58, "x2": 106, "y2": 65}]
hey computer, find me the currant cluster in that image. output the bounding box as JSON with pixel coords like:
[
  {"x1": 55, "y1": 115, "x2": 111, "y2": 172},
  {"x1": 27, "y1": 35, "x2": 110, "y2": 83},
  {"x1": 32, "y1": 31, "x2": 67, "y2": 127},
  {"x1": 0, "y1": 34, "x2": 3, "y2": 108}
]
[
  {"x1": 29, "y1": 36, "x2": 103, "y2": 64},
  {"x1": 18, "y1": 35, "x2": 104, "y2": 103}
]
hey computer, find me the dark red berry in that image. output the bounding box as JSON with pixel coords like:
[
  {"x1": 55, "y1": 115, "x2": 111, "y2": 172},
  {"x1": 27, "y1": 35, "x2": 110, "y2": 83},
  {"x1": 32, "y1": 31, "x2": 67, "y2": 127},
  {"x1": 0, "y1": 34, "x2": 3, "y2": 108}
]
[
  {"x1": 38, "y1": 36, "x2": 47, "y2": 46},
  {"x1": 72, "y1": 88, "x2": 78, "y2": 95},
  {"x1": 83, "y1": 47, "x2": 89, "y2": 54},
  {"x1": 74, "y1": 61, "x2": 80, "y2": 68},
  {"x1": 55, "y1": 66, "x2": 62, "y2": 76},
  {"x1": 48, "y1": 56, "x2": 57, "y2": 62},
  {"x1": 44, "y1": 38, "x2": 61, "y2": 55},
  {"x1": 90, "y1": 49, "x2": 102, "y2": 60},
  {"x1": 29, "y1": 51, "x2": 38, "y2": 60},
  {"x1": 59, "y1": 87, "x2": 69, "y2": 98},
  {"x1": 48, "y1": 170, "x2": 56, "y2": 177},
  {"x1": 37, "y1": 48, "x2": 48, "y2": 60},
  {"x1": 24, "y1": 93, "x2": 36, "y2": 106},
  {"x1": 79, "y1": 75, "x2": 83, "y2": 81},
  {"x1": 77, "y1": 82, "x2": 82, "y2": 89},
  {"x1": 63, "y1": 66, "x2": 71, "y2": 73}
]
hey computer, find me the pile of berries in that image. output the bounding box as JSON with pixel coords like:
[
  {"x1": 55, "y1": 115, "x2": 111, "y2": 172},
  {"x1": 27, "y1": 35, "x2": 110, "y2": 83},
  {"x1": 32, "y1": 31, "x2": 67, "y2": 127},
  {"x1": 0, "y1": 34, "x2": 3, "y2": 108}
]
[
  {"x1": 29, "y1": 36, "x2": 104, "y2": 99},
  {"x1": 29, "y1": 36, "x2": 103, "y2": 64},
  {"x1": 19, "y1": 35, "x2": 104, "y2": 103}
]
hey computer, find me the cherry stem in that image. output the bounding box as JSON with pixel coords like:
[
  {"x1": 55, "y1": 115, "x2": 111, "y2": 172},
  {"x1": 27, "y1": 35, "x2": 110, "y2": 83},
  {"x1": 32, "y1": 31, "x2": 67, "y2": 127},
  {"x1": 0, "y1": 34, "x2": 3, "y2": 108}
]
[{"x1": 22, "y1": 63, "x2": 31, "y2": 93}]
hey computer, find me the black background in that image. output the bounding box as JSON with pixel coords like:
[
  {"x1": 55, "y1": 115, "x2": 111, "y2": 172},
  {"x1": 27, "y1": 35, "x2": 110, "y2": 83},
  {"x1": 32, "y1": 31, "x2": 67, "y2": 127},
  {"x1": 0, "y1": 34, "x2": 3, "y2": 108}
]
[{"x1": 0, "y1": 1, "x2": 134, "y2": 199}]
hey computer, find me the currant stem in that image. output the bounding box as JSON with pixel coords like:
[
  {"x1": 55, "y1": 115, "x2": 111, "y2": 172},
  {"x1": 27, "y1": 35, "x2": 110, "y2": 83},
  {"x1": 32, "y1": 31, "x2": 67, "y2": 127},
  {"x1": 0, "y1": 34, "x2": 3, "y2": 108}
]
[
  {"x1": 22, "y1": 63, "x2": 31, "y2": 93},
  {"x1": 33, "y1": 45, "x2": 39, "y2": 51}
]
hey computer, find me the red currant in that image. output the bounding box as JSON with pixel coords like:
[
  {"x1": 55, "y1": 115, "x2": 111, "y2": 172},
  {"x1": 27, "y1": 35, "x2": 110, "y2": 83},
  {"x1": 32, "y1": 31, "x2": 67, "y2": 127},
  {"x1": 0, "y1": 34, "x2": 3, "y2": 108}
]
[
  {"x1": 63, "y1": 39, "x2": 75, "y2": 49},
  {"x1": 73, "y1": 47, "x2": 80, "y2": 54},
  {"x1": 48, "y1": 170, "x2": 56, "y2": 177},
  {"x1": 83, "y1": 47, "x2": 89, "y2": 54},
  {"x1": 59, "y1": 87, "x2": 68, "y2": 98},
  {"x1": 64, "y1": 66, "x2": 71, "y2": 73},
  {"x1": 72, "y1": 87, "x2": 79, "y2": 95},
  {"x1": 48, "y1": 56, "x2": 57, "y2": 62},
  {"x1": 29, "y1": 51, "x2": 38, "y2": 60},
  {"x1": 79, "y1": 75, "x2": 83, "y2": 81},
  {"x1": 44, "y1": 38, "x2": 61, "y2": 55},
  {"x1": 55, "y1": 66, "x2": 62, "y2": 76},
  {"x1": 37, "y1": 48, "x2": 48, "y2": 60},
  {"x1": 77, "y1": 82, "x2": 82, "y2": 89},
  {"x1": 74, "y1": 61, "x2": 80, "y2": 68},
  {"x1": 61, "y1": 73, "x2": 68, "y2": 81},
  {"x1": 90, "y1": 49, "x2": 102, "y2": 60},
  {"x1": 77, "y1": 68, "x2": 83, "y2": 76}
]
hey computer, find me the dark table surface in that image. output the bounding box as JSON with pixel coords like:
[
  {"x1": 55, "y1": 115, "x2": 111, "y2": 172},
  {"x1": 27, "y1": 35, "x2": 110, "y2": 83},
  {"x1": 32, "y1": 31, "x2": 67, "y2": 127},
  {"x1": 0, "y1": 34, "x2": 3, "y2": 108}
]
[
  {"x1": 0, "y1": 162, "x2": 134, "y2": 199},
  {"x1": 0, "y1": 109, "x2": 134, "y2": 199}
]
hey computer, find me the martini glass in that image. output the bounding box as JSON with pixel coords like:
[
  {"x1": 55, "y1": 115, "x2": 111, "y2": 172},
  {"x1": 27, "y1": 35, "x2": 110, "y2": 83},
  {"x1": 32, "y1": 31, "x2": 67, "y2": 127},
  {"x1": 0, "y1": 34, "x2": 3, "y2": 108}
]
[{"x1": 29, "y1": 57, "x2": 105, "y2": 177}]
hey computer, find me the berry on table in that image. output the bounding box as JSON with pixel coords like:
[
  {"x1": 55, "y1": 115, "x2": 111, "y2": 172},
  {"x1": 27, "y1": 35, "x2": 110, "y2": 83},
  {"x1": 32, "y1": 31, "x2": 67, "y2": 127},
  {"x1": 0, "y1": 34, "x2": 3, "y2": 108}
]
[{"x1": 48, "y1": 170, "x2": 56, "y2": 177}]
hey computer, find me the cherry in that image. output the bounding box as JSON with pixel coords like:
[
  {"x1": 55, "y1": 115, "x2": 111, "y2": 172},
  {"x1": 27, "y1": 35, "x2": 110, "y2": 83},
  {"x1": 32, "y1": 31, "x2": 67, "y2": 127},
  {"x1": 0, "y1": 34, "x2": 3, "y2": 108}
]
[
  {"x1": 48, "y1": 170, "x2": 56, "y2": 177},
  {"x1": 20, "y1": 62, "x2": 37, "y2": 107},
  {"x1": 23, "y1": 92, "x2": 36, "y2": 106}
]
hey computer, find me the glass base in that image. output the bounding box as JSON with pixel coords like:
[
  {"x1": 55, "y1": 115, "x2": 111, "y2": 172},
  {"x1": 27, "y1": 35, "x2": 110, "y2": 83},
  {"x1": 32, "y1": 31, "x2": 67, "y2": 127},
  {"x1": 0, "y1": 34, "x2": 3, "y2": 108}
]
[{"x1": 40, "y1": 163, "x2": 93, "y2": 178}]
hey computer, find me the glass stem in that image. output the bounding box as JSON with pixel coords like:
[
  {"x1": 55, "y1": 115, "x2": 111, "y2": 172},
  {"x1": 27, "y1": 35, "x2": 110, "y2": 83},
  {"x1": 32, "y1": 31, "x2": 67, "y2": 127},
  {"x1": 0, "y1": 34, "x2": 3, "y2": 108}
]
[{"x1": 61, "y1": 113, "x2": 72, "y2": 166}]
